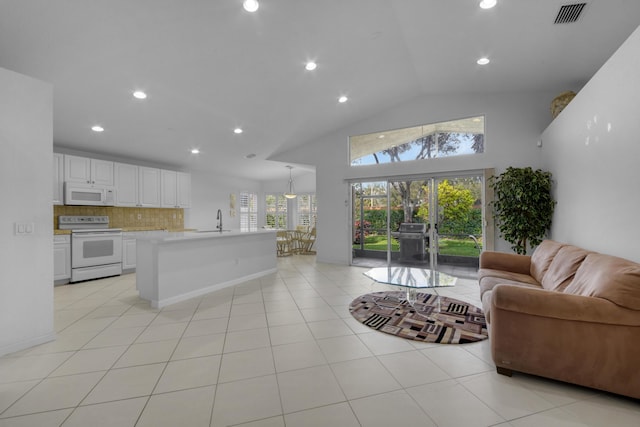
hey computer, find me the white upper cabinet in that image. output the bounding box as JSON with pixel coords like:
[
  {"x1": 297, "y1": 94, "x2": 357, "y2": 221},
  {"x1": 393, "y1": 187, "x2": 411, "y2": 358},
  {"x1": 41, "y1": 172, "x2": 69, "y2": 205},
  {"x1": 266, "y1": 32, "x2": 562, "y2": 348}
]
[
  {"x1": 114, "y1": 162, "x2": 139, "y2": 206},
  {"x1": 138, "y1": 166, "x2": 161, "y2": 207},
  {"x1": 161, "y1": 170, "x2": 191, "y2": 208},
  {"x1": 161, "y1": 170, "x2": 177, "y2": 208},
  {"x1": 53, "y1": 153, "x2": 64, "y2": 205},
  {"x1": 58, "y1": 154, "x2": 189, "y2": 209},
  {"x1": 177, "y1": 172, "x2": 191, "y2": 208},
  {"x1": 115, "y1": 163, "x2": 161, "y2": 208},
  {"x1": 92, "y1": 159, "x2": 114, "y2": 185},
  {"x1": 64, "y1": 155, "x2": 114, "y2": 186}
]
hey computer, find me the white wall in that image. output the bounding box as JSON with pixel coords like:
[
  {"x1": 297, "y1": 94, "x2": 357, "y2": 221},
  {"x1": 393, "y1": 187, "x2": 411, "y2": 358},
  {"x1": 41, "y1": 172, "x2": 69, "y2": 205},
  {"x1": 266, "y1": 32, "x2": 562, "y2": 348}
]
[
  {"x1": 188, "y1": 170, "x2": 263, "y2": 230},
  {"x1": 0, "y1": 67, "x2": 54, "y2": 355},
  {"x1": 272, "y1": 90, "x2": 562, "y2": 264},
  {"x1": 541, "y1": 26, "x2": 640, "y2": 262}
]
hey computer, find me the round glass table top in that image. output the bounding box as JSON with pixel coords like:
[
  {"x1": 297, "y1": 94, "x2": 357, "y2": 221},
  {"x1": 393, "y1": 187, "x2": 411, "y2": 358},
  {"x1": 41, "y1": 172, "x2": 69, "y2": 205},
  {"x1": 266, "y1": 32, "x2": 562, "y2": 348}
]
[{"x1": 363, "y1": 267, "x2": 456, "y2": 289}]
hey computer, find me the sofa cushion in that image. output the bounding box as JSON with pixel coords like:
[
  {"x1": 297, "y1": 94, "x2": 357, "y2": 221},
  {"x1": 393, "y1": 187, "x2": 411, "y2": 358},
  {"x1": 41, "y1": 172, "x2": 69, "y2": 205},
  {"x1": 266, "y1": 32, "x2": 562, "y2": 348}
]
[
  {"x1": 564, "y1": 253, "x2": 640, "y2": 310},
  {"x1": 541, "y1": 245, "x2": 590, "y2": 291},
  {"x1": 530, "y1": 240, "x2": 565, "y2": 283}
]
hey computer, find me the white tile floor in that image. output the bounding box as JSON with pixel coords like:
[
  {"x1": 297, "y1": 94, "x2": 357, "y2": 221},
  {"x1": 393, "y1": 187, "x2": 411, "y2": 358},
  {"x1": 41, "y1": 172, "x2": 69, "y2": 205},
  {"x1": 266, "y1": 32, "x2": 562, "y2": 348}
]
[{"x1": 1, "y1": 256, "x2": 639, "y2": 426}]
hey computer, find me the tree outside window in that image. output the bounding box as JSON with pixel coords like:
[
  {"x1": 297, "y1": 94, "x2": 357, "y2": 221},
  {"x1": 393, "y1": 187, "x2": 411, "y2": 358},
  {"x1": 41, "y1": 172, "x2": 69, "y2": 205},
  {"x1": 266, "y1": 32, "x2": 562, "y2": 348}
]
[{"x1": 265, "y1": 194, "x2": 287, "y2": 229}]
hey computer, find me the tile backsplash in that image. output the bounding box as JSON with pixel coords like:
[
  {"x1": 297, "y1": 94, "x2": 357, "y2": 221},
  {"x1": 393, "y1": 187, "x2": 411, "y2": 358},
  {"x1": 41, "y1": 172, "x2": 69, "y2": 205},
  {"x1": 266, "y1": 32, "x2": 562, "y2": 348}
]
[{"x1": 54, "y1": 206, "x2": 185, "y2": 230}]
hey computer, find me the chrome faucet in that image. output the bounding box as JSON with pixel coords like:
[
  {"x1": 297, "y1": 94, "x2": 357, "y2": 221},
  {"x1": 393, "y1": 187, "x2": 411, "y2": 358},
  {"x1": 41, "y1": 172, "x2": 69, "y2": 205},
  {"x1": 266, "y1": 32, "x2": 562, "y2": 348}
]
[{"x1": 216, "y1": 209, "x2": 223, "y2": 232}]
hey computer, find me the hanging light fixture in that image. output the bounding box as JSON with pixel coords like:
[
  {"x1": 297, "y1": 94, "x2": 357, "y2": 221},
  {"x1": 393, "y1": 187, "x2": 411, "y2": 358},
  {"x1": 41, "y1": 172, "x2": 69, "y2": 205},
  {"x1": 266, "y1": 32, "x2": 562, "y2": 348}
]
[{"x1": 284, "y1": 165, "x2": 297, "y2": 199}]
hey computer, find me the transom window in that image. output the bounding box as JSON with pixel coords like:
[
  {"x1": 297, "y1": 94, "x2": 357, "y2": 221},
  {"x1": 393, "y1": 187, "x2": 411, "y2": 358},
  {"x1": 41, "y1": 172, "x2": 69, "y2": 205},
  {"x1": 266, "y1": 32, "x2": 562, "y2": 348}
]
[{"x1": 349, "y1": 116, "x2": 485, "y2": 166}]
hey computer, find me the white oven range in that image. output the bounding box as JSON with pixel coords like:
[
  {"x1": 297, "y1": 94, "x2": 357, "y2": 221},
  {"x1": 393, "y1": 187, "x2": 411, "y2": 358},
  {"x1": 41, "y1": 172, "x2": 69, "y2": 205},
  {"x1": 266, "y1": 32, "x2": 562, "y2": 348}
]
[{"x1": 59, "y1": 215, "x2": 122, "y2": 282}]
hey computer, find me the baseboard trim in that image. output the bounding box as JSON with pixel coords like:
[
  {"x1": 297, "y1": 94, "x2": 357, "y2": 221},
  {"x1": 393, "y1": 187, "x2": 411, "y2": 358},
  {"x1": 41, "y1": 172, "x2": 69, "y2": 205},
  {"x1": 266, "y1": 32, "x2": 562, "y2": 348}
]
[
  {"x1": 150, "y1": 268, "x2": 278, "y2": 309},
  {"x1": 0, "y1": 332, "x2": 57, "y2": 357}
]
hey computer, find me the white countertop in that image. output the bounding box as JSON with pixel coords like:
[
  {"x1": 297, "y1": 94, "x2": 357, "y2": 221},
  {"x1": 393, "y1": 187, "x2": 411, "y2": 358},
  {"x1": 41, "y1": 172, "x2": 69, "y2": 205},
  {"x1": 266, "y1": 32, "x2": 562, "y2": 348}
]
[{"x1": 136, "y1": 228, "x2": 277, "y2": 244}]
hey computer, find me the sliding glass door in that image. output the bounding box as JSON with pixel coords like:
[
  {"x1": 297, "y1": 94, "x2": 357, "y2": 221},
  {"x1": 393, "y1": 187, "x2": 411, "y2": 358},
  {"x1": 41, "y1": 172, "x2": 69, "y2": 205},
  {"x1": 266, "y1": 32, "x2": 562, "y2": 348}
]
[{"x1": 351, "y1": 173, "x2": 483, "y2": 271}]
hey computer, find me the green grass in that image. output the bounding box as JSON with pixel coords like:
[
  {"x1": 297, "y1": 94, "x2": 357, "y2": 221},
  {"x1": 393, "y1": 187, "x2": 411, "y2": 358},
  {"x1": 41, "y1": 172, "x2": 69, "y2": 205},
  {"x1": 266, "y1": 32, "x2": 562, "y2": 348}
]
[
  {"x1": 438, "y1": 238, "x2": 483, "y2": 257},
  {"x1": 353, "y1": 235, "x2": 400, "y2": 251},
  {"x1": 353, "y1": 235, "x2": 482, "y2": 257}
]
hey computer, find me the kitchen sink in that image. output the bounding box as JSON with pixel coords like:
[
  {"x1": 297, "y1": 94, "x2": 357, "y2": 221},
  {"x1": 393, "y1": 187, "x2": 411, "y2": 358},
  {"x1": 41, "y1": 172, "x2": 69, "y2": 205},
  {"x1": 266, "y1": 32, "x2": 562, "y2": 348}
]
[{"x1": 195, "y1": 229, "x2": 232, "y2": 233}]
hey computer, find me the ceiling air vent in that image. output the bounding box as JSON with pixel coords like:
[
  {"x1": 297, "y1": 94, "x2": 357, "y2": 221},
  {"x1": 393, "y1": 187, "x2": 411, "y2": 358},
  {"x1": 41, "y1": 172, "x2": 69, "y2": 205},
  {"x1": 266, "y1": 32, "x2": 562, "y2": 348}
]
[{"x1": 554, "y1": 3, "x2": 587, "y2": 24}]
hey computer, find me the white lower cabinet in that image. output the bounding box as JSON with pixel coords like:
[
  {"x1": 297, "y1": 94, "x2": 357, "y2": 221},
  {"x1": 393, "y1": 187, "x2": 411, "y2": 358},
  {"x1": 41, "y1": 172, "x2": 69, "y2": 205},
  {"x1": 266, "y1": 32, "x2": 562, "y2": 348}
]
[
  {"x1": 122, "y1": 231, "x2": 167, "y2": 272},
  {"x1": 122, "y1": 233, "x2": 137, "y2": 271},
  {"x1": 54, "y1": 235, "x2": 71, "y2": 283}
]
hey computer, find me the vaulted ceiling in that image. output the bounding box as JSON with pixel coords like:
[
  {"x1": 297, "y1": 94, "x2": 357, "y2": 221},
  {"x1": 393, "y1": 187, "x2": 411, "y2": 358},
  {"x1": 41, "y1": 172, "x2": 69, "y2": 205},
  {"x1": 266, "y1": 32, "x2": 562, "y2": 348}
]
[{"x1": 1, "y1": 1, "x2": 639, "y2": 180}]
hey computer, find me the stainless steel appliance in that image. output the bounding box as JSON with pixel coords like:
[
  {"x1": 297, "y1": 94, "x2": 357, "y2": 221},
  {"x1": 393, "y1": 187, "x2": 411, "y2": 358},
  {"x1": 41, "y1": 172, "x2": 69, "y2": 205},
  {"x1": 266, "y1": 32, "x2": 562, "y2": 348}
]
[
  {"x1": 392, "y1": 223, "x2": 428, "y2": 263},
  {"x1": 64, "y1": 182, "x2": 115, "y2": 206},
  {"x1": 59, "y1": 215, "x2": 122, "y2": 282}
]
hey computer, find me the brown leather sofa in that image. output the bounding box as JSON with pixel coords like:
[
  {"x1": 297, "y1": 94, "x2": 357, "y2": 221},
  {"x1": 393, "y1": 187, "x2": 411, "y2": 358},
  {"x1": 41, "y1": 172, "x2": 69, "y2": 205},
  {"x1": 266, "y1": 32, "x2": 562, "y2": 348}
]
[{"x1": 479, "y1": 240, "x2": 640, "y2": 399}]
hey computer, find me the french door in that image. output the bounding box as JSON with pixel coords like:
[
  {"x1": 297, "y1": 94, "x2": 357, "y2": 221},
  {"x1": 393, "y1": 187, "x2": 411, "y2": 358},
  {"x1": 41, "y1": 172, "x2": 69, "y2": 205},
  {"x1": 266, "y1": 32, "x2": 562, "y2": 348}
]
[{"x1": 351, "y1": 173, "x2": 484, "y2": 270}]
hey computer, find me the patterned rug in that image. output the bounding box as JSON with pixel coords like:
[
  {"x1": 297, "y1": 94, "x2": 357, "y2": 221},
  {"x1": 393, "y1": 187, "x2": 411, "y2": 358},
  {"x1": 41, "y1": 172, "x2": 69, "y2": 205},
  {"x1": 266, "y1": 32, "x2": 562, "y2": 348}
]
[{"x1": 349, "y1": 291, "x2": 488, "y2": 344}]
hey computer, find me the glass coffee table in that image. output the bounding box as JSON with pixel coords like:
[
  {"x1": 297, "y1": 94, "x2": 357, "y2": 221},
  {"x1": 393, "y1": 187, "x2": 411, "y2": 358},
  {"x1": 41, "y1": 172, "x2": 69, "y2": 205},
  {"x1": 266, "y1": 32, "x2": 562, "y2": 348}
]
[{"x1": 363, "y1": 267, "x2": 457, "y2": 313}]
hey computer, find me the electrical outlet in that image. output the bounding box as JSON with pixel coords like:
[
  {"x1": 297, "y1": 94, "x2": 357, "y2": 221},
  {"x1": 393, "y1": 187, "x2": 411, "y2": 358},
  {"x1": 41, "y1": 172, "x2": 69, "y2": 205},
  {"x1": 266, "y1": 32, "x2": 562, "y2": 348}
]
[{"x1": 137, "y1": 214, "x2": 142, "y2": 220}]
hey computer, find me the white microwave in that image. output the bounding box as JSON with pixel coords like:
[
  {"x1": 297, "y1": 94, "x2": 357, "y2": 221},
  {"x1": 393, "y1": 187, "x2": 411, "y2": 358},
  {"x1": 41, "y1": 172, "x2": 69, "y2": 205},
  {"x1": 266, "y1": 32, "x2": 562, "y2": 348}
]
[{"x1": 64, "y1": 182, "x2": 116, "y2": 206}]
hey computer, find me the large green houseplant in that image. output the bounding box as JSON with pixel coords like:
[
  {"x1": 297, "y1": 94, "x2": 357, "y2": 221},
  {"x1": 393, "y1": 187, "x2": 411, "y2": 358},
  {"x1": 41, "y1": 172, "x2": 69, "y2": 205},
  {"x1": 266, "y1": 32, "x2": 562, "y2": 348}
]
[{"x1": 489, "y1": 167, "x2": 556, "y2": 255}]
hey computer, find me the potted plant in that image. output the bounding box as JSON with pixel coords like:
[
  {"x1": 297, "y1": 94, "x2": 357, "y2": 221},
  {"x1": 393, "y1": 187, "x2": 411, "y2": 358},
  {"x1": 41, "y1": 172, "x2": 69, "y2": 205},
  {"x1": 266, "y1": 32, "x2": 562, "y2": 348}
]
[{"x1": 489, "y1": 167, "x2": 556, "y2": 255}]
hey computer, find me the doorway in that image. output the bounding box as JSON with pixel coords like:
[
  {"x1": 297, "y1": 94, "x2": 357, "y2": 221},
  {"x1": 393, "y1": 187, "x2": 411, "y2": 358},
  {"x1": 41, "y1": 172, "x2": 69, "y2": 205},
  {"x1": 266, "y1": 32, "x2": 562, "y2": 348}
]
[{"x1": 351, "y1": 173, "x2": 484, "y2": 276}]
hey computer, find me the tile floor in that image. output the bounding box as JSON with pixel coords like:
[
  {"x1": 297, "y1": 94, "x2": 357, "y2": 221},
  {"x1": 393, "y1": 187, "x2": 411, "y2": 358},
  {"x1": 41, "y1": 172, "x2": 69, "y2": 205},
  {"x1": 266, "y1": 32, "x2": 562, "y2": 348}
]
[{"x1": 1, "y1": 256, "x2": 639, "y2": 426}]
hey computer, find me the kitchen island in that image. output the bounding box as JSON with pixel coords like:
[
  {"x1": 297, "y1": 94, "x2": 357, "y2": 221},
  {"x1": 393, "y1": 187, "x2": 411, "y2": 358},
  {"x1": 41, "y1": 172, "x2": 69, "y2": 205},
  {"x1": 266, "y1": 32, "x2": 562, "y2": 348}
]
[{"x1": 135, "y1": 229, "x2": 277, "y2": 308}]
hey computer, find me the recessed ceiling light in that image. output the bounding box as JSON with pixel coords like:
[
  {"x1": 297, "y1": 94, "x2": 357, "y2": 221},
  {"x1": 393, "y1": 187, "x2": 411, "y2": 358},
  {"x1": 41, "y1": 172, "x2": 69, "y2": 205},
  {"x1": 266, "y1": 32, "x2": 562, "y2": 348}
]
[
  {"x1": 338, "y1": 95, "x2": 348, "y2": 103},
  {"x1": 479, "y1": 0, "x2": 497, "y2": 9},
  {"x1": 234, "y1": 128, "x2": 243, "y2": 134},
  {"x1": 477, "y1": 57, "x2": 490, "y2": 65},
  {"x1": 91, "y1": 125, "x2": 104, "y2": 132},
  {"x1": 243, "y1": 0, "x2": 259, "y2": 12},
  {"x1": 191, "y1": 148, "x2": 200, "y2": 154},
  {"x1": 245, "y1": 153, "x2": 256, "y2": 159},
  {"x1": 305, "y1": 61, "x2": 317, "y2": 71},
  {"x1": 133, "y1": 90, "x2": 147, "y2": 99},
  {"x1": 378, "y1": 135, "x2": 385, "y2": 139}
]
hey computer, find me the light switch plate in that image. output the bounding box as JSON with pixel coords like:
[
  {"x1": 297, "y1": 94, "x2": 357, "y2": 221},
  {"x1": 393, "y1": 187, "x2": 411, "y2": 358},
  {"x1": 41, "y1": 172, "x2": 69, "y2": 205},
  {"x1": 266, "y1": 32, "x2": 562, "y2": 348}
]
[{"x1": 14, "y1": 222, "x2": 34, "y2": 235}]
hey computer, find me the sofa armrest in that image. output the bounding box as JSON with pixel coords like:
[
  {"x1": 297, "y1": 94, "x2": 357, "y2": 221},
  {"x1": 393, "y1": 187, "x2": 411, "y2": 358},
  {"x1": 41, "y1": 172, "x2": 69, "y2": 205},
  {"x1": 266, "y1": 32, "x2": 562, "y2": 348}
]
[
  {"x1": 489, "y1": 283, "x2": 640, "y2": 399},
  {"x1": 492, "y1": 284, "x2": 640, "y2": 326},
  {"x1": 479, "y1": 251, "x2": 531, "y2": 276}
]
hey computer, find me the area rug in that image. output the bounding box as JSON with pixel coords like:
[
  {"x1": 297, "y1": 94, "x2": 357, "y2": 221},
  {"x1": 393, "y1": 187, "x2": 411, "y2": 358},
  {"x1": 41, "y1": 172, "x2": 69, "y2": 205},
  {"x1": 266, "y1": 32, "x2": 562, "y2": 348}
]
[{"x1": 349, "y1": 291, "x2": 488, "y2": 344}]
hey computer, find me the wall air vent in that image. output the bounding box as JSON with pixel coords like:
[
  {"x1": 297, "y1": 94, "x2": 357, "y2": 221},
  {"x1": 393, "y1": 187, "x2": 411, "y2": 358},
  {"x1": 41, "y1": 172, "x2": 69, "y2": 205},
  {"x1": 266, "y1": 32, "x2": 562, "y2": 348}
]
[{"x1": 554, "y1": 3, "x2": 587, "y2": 24}]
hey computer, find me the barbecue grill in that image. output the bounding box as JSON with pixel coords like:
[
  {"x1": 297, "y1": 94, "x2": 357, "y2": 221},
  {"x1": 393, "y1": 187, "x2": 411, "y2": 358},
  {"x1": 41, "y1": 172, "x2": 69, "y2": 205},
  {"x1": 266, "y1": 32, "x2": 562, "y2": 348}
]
[{"x1": 391, "y1": 223, "x2": 428, "y2": 263}]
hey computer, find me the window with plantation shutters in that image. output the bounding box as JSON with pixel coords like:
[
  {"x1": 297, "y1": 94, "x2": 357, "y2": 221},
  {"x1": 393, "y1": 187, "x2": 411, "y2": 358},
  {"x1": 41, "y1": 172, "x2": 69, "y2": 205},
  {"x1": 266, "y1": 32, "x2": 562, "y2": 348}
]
[
  {"x1": 297, "y1": 194, "x2": 317, "y2": 230},
  {"x1": 240, "y1": 191, "x2": 258, "y2": 231},
  {"x1": 265, "y1": 194, "x2": 287, "y2": 229}
]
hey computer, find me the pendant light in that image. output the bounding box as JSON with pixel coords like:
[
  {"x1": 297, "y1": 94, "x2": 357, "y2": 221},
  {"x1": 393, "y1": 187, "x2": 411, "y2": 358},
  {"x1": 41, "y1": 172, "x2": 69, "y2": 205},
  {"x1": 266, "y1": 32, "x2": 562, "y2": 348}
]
[{"x1": 284, "y1": 165, "x2": 297, "y2": 199}]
